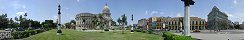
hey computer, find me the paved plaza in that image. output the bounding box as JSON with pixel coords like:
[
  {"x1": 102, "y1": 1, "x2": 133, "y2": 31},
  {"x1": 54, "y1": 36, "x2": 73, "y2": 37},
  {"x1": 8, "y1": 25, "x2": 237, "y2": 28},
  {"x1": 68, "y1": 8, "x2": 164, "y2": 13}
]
[{"x1": 172, "y1": 30, "x2": 244, "y2": 40}]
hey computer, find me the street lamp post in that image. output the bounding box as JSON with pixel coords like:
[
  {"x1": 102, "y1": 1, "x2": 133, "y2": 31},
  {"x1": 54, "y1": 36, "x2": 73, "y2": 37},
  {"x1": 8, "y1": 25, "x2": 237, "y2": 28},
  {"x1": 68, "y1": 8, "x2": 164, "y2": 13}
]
[
  {"x1": 131, "y1": 14, "x2": 134, "y2": 33},
  {"x1": 181, "y1": 0, "x2": 195, "y2": 36},
  {"x1": 57, "y1": 5, "x2": 62, "y2": 35}
]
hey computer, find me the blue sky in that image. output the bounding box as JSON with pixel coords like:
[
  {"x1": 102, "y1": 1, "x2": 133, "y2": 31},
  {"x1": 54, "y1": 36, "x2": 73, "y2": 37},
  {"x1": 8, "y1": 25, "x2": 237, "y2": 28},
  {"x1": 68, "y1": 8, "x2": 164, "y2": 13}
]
[{"x1": 0, "y1": 0, "x2": 244, "y2": 24}]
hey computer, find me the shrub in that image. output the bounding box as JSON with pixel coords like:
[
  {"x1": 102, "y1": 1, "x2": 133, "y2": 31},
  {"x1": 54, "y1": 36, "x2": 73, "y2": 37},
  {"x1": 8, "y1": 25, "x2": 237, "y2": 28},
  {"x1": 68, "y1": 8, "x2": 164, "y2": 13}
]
[
  {"x1": 11, "y1": 30, "x2": 45, "y2": 39},
  {"x1": 11, "y1": 31, "x2": 29, "y2": 39},
  {"x1": 36, "y1": 30, "x2": 44, "y2": 33},
  {"x1": 162, "y1": 32, "x2": 195, "y2": 40},
  {"x1": 147, "y1": 30, "x2": 153, "y2": 34},
  {"x1": 25, "y1": 30, "x2": 36, "y2": 35},
  {"x1": 104, "y1": 29, "x2": 109, "y2": 31},
  {"x1": 134, "y1": 29, "x2": 142, "y2": 32},
  {"x1": 11, "y1": 31, "x2": 21, "y2": 39},
  {"x1": 142, "y1": 30, "x2": 146, "y2": 33},
  {"x1": 22, "y1": 31, "x2": 30, "y2": 38},
  {"x1": 57, "y1": 30, "x2": 62, "y2": 33}
]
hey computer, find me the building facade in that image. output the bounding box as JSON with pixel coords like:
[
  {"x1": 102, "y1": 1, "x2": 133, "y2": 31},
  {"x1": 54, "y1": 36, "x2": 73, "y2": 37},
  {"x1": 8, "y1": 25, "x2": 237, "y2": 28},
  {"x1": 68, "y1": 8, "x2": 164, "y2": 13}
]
[
  {"x1": 166, "y1": 17, "x2": 206, "y2": 30},
  {"x1": 240, "y1": 22, "x2": 244, "y2": 29},
  {"x1": 75, "y1": 13, "x2": 96, "y2": 30},
  {"x1": 207, "y1": 6, "x2": 232, "y2": 30},
  {"x1": 137, "y1": 18, "x2": 148, "y2": 30},
  {"x1": 147, "y1": 16, "x2": 168, "y2": 30},
  {"x1": 75, "y1": 4, "x2": 112, "y2": 30}
]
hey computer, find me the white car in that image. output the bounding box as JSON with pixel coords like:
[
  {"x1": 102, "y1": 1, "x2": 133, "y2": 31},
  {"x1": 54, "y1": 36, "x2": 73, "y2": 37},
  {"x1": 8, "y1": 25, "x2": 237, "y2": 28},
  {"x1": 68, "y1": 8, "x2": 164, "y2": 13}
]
[{"x1": 5, "y1": 28, "x2": 12, "y2": 31}]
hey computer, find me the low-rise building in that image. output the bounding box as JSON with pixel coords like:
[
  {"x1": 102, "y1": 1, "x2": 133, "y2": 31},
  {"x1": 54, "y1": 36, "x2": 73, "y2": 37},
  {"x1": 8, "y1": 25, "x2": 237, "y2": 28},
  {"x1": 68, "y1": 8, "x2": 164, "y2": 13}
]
[
  {"x1": 137, "y1": 18, "x2": 148, "y2": 30},
  {"x1": 166, "y1": 17, "x2": 206, "y2": 30}
]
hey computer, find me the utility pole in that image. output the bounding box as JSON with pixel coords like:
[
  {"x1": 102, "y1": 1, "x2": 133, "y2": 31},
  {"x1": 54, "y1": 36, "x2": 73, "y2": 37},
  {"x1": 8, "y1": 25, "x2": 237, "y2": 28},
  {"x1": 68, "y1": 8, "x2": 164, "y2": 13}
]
[
  {"x1": 57, "y1": 5, "x2": 62, "y2": 35},
  {"x1": 181, "y1": 0, "x2": 195, "y2": 36},
  {"x1": 131, "y1": 14, "x2": 134, "y2": 33}
]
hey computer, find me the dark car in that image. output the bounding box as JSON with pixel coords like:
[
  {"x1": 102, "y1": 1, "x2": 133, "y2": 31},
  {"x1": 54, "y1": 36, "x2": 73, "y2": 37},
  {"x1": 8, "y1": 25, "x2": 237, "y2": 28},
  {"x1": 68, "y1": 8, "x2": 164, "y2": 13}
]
[{"x1": 16, "y1": 27, "x2": 25, "y2": 31}]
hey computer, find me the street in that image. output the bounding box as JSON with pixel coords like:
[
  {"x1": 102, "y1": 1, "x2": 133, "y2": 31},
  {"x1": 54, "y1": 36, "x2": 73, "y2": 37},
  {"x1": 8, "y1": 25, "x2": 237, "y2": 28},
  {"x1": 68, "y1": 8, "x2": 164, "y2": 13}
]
[{"x1": 173, "y1": 30, "x2": 244, "y2": 40}]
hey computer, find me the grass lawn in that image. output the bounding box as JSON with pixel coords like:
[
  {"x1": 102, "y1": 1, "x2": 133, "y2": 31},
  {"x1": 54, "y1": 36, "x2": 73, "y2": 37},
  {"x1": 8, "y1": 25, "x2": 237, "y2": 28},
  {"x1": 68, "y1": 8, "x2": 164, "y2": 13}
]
[{"x1": 23, "y1": 29, "x2": 163, "y2": 40}]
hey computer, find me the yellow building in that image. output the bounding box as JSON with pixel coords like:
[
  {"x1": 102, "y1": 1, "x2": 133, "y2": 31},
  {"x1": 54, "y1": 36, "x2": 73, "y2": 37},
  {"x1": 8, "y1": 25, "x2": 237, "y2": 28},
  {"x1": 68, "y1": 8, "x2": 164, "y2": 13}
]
[{"x1": 166, "y1": 17, "x2": 206, "y2": 30}]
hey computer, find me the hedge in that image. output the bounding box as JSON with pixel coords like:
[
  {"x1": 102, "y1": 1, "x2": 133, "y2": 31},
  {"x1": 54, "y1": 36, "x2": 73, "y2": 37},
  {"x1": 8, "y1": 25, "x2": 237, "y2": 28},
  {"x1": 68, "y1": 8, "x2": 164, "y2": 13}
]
[
  {"x1": 11, "y1": 30, "x2": 45, "y2": 39},
  {"x1": 147, "y1": 30, "x2": 153, "y2": 34},
  {"x1": 163, "y1": 32, "x2": 196, "y2": 40},
  {"x1": 134, "y1": 29, "x2": 142, "y2": 32}
]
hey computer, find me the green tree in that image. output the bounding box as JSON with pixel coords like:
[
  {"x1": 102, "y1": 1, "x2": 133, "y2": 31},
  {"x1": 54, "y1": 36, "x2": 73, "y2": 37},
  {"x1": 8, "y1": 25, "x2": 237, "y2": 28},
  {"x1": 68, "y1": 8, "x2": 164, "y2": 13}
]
[
  {"x1": 70, "y1": 20, "x2": 76, "y2": 29},
  {"x1": 70, "y1": 20, "x2": 76, "y2": 24},
  {"x1": 41, "y1": 20, "x2": 56, "y2": 29},
  {"x1": 111, "y1": 20, "x2": 116, "y2": 27},
  {"x1": 0, "y1": 14, "x2": 9, "y2": 29},
  {"x1": 117, "y1": 18, "x2": 121, "y2": 28},
  {"x1": 64, "y1": 20, "x2": 76, "y2": 29},
  {"x1": 121, "y1": 14, "x2": 127, "y2": 33},
  {"x1": 64, "y1": 22, "x2": 71, "y2": 29}
]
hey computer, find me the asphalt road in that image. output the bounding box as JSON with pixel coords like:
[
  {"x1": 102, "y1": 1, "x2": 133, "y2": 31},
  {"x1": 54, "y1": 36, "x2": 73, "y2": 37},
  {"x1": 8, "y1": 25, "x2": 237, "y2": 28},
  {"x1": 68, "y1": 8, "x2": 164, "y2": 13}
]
[{"x1": 172, "y1": 30, "x2": 244, "y2": 40}]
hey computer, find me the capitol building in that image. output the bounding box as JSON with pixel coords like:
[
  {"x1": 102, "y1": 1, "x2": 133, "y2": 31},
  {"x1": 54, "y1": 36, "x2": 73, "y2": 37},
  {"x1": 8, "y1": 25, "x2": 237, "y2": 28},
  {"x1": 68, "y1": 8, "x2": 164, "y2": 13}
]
[{"x1": 75, "y1": 4, "x2": 112, "y2": 30}]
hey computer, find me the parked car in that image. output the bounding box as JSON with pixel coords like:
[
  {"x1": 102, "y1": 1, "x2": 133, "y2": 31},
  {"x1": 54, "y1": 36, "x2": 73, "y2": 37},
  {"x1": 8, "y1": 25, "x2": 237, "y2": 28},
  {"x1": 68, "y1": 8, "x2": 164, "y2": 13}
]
[
  {"x1": 5, "y1": 28, "x2": 11, "y2": 31},
  {"x1": 82, "y1": 28, "x2": 87, "y2": 31},
  {"x1": 192, "y1": 30, "x2": 200, "y2": 32},
  {"x1": 104, "y1": 29, "x2": 109, "y2": 31},
  {"x1": 16, "y1": 27, "x2": 25, "y2": 31}
]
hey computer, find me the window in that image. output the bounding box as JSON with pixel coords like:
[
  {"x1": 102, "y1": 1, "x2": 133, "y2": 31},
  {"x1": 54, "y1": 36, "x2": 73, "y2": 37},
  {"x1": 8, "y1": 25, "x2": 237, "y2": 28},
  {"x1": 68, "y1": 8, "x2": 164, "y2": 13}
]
[{"x1": 196, "y1": 21, "x2": 197, "y2": 25}]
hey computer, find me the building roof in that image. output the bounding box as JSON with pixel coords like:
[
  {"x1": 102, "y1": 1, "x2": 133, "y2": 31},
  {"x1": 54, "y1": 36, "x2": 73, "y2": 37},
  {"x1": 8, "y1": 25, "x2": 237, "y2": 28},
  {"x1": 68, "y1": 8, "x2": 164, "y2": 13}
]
[
  {"x1": 208, "y1": 6, "x2": 228, "y2": 17},
  {"x1": 76, "y1": 13, "x2": 95, "y2": 17},
  {"x1": 102, "y1": 4, "x2": 110, "y2": 13}
]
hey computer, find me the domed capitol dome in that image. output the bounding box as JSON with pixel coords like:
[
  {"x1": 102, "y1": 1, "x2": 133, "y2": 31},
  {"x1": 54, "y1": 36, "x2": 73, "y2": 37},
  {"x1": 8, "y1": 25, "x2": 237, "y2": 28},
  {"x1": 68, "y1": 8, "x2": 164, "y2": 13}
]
[{"x1": 102, "y1": 4, "x2": 110, "y2": 13}]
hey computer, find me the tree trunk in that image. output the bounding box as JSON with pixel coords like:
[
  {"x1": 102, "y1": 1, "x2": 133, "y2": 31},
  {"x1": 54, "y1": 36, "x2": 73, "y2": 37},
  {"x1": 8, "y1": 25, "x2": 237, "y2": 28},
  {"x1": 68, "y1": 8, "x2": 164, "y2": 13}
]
[{"x1": 123, "y1": 24, "x2": 125, "y2": 33}]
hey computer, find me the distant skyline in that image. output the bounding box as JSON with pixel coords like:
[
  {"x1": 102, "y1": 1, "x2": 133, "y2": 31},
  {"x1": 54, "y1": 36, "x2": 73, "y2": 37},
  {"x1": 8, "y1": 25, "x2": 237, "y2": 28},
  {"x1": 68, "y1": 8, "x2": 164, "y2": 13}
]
[{"x1": 0, "y1": 0, "x2": 244, "y2": 24}]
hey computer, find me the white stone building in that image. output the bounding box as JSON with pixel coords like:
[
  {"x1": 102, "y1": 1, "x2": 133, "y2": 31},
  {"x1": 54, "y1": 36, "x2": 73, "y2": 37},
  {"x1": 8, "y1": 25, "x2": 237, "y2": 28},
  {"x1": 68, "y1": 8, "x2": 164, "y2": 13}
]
[{"x1": 75, "y1": 4, "x2": 112, "y2": 30}]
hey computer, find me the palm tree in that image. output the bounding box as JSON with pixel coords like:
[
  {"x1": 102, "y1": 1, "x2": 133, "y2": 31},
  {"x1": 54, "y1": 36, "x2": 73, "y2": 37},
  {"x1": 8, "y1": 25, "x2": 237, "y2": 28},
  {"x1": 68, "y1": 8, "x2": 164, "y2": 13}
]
[
  {"x1": 111, "y1": 20, "x2": 116, "y2": 29},
  {"x1": 117, "y1": 18, "x2": 121, "y2": 29},
  {"x1": 121, "y1": 14, "x2": 127, "y2": 34}
]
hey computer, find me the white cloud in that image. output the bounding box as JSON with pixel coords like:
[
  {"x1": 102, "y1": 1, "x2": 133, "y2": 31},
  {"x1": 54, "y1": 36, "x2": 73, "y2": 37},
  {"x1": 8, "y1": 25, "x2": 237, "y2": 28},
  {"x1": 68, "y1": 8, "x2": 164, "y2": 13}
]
[
  {"x1": 151, "y1": 11, "x2": 159, "y2": 14},
  {"x1": 22, "y1": 5, "x2": 26, "y2": 9},
  {"x1": 176, "y1": 12, "x2": 196, "y2": 17},
  {"x1": 176, "y1": 13, "x2": 182, "y2": 17},
  {"x1": 77, "y1": 0, "x2": 80, "y2": 2},
  {"x1": 53, "y1": 16, "x2": 58, "y2": 19},
  {"x1": 234, "y1": 12, "x2": 244, "y2": 21},
  {"x1": 234, "y1": 0, "x2": 237, "y2": 4},
  {"x1": 50, "y1": 16, "x2": 58, "y2": 23},
  {"x1": 145, "y1": 10, "x2": 164, "y2": 15},
  {"x1": 160, "y1": 12, "x2": 164, "y2": 14},
  {"x1": 65, "y1": 8, "x2": 69, "y2": 9},
  {"x1": 70, "y1": 16, "x2": 75, "y2": 20},
  {"x1": 145, "y1": 11, "x2": 148, "y2": 15},
  {"x1": 11, "y1": 1, "x2": 26, "y2": 9},
  {"x1": 224, "y1": 11, "x2": 233, "y2": 17},
  {"x1": 16, "y1": 12, "x2": 25, "y2": 15}
]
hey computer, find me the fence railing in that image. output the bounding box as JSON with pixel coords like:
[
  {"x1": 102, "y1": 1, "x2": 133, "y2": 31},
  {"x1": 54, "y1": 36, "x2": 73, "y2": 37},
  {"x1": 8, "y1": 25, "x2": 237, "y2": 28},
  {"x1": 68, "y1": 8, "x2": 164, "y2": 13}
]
[{"x1": 0, "y1": 31, "x2": 12, "y2": 39}]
